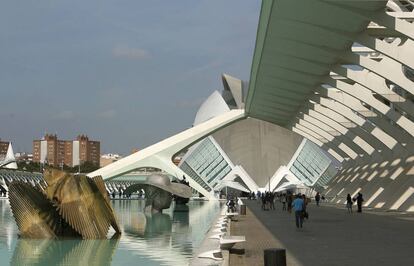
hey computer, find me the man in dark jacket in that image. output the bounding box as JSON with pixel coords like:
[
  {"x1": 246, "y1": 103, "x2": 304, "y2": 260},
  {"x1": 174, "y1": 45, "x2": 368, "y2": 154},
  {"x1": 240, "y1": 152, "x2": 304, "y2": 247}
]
[{"x1": 356, "y1": 193, "x2": 364, "y2": 213}]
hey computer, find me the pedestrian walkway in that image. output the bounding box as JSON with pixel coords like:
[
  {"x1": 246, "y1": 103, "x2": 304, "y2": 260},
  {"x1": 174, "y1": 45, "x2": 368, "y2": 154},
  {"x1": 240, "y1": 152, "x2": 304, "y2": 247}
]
[
  {"x1": 230, "y1": 200, "x2": 414, "y2": 266},
  {"x1": 229, "y1": 202, "x2": 301, "y2": 266}
]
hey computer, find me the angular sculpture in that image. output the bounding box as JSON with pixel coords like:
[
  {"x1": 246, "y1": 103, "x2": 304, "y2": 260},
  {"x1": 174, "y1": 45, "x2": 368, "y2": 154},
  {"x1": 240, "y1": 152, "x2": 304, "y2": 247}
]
[
  {"x1": 8, "y1": 169, "x2": 120, "y2": 239},
  {"x1": 124, "y1": 174, "x2": 192, "y2": 213}
]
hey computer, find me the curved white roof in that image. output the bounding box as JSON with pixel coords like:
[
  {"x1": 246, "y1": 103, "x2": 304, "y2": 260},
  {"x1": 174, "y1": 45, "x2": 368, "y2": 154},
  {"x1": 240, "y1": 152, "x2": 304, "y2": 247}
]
[{"x1": 193, "y1": 90, "x2": 230, "y2": 126}]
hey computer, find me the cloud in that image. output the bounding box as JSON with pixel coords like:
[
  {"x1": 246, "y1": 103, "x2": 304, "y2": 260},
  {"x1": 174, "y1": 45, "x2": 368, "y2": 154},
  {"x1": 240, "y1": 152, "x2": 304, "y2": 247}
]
[
  {"x1": 112, "y1": 45, "x2": 150, "y2": 60},
  {"x1": 98, "y1": 109, "x2": 117, "y2": 119},
  {"x1": 53, "y1": 110, "x2": 75, "y2": 120}
]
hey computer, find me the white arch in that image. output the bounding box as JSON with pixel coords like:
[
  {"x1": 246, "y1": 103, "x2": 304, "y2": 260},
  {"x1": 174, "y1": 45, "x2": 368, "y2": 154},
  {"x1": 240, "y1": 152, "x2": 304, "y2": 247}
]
[{"x1": 89, "y1": 110, "x2": 245, "y2": 199}]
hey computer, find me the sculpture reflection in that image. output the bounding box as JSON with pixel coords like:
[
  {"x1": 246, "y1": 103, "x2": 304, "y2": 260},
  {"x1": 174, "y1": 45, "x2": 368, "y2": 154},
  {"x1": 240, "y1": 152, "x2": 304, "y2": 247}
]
[
  {"x1": 11, "y1": 236, "x2": 120, "y2": 266},
  {"x1": 124, "y1": 212, "x2": 172, "y2": 238}
]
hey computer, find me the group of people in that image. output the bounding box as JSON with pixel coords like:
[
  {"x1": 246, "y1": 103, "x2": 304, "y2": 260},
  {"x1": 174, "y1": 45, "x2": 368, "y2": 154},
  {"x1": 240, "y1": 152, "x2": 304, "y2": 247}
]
[
  {"x1": 260, "y1": 191, "x2": 276, "y2": 210},
  {"x1": 346, "y1": 192, "x2": 364, "y2": 213},
  {"x1": 226, "y1": 196, "x2": 243, "y2": 213},
  {"x1": 248, "y1": 190, "x2": 365, "y2": 229},
  {"x1": 279, "y1": 192, "x2": 312, "y2": 214},
  {"x1": 110, "y1": 190, "x2": 134, "y2": 199},
  {"x1": 249, "y1": 191, "x2": 310, "y2": 228}
]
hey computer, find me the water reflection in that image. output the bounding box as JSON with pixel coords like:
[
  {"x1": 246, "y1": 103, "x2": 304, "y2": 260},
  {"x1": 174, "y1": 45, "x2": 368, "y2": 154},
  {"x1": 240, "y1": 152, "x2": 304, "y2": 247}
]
[
  {"x1": 0, "y1": 199, "x2": 220, "y2": 266},
  {"x1": 11, "y1": 237, "x2": 120, "y2": 266},
  {"x1": 116, "y1": 201, "x2": 219, "y2": 265}
]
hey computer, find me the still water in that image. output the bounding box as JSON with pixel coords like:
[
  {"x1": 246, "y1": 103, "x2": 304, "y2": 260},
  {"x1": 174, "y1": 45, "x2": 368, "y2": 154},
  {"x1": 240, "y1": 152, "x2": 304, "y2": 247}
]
[{"x1": 0, "y1": 199, "x2": 221, "y2": 266}]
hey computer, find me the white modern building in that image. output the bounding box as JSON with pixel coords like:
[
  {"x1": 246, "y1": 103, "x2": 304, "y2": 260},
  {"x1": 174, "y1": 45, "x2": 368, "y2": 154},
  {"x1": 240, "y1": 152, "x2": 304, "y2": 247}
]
[
  {"x1": 90, "y1": 73, "x2": 337, "y2": 198},
  {"x1": 91, "y1": 0, "x2": 414, "y2": 211}
]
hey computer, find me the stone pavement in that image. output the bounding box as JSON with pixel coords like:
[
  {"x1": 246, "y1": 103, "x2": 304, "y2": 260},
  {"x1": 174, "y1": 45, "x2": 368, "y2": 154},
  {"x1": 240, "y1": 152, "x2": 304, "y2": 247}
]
[{"x1": 229, "y1": 200, "x2": 414, "y2": 266}]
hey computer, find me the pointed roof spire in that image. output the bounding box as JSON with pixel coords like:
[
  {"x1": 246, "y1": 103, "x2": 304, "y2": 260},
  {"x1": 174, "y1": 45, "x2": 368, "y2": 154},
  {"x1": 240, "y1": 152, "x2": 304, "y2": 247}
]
[{"x1": 4, "y1": 143, "x2": 17, "y2": 169}]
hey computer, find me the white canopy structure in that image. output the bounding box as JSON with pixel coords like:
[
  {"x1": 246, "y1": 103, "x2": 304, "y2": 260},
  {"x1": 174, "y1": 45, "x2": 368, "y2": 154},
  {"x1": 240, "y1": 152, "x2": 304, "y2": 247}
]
[
  {"x1": 215, "y1": 180, "x2": 250, "y2": 193},
  {"x1": 274, "y1": 181, "x2": 308, "y2": 193}
]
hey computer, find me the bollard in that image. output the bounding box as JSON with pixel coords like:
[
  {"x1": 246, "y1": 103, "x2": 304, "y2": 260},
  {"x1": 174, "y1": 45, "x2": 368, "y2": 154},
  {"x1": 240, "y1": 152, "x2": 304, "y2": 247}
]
[
  {"x1": 240, "y1": 204, "x2": 246, "y2": 215},
  {"x1": 264, "y1": 248, "x2": 286, "y2": 266}
]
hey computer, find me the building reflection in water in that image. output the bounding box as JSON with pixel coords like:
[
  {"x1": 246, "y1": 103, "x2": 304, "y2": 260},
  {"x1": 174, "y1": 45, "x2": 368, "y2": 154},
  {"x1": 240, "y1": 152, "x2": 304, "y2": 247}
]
[
  {"x1": 117, "y1": 200, "x2": 218, "y2": 265},
  {"x1": 0, "y1": 200, "x2": 15, "y2": 250}
]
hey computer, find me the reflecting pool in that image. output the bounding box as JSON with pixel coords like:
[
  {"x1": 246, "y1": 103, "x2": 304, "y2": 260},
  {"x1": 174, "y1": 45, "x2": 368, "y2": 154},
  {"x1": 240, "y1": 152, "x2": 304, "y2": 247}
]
[{"x1": 0, "y1": 199, "x2": 221, "y2": 265}]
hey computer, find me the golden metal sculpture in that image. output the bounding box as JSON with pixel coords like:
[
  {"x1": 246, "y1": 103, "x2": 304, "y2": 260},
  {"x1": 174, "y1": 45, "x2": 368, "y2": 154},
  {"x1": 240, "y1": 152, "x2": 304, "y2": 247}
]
[{"x1": 8, "y1": 169, "x2": 120, "y2": 239}]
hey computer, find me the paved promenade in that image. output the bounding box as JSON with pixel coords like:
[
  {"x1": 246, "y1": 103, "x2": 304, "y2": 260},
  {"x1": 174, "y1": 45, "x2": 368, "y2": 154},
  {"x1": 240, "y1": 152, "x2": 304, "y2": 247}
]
[{"x1": 230, "y1": 200, "x2": 414, "y2": 266}]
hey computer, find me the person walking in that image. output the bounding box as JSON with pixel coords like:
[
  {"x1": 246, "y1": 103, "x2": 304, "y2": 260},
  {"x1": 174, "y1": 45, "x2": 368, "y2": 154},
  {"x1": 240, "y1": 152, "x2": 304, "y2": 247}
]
[
  {"x1": 356, "y1": 192, "x2": 364, "y2": 213},
  {"x1": 281, "y1": 194, "x2": 287, "y2": 211},
  {"x1": 346, "y1": 193, "x2": 353, "y2": 213},
  {"x1": 302, "y1": 194, "x2": 309, "y2": 221},
  {"x1": 315, "y1": 192, "x2": 321, "y2": 206},
  {"x1": 261, "y1": 193, "x2": 266, "y2": 210},
  {"x1": 270, "y1": 192, "x2": 276, "y2": 210},
  {"x1": 287, "y1": 193, "x2": 293, "y2": 213},
  {"x1": 227, "y1": 198, "x2": 236, "y2": 213},
  {"x1": 292, "y1": 194, "x2": 305, "y2": 228},
  {"x1": 264, "y1": 192, "x2": 270, "y2": 210}
]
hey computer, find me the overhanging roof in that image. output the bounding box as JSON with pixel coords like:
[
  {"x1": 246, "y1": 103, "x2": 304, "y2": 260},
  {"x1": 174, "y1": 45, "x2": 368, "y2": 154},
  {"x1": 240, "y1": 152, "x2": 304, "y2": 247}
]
[{"x1": 245, "y1": 0, "x2": 388, "y2": 127}]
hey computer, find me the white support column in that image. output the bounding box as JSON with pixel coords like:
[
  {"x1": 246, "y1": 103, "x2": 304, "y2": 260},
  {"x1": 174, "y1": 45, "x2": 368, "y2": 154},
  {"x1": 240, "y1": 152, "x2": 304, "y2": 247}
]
[
  {"x1": 309, "y1": 97, "x2": 376, "y2": 153},
  {"x1": 341, "y1": 52, "x2": 414, "y2": 96},
  {"x1": 311, "y1": 103, "x2": 391, "y2": 152},
  {"x1": 292, "y1": 123, "x2": 350, "y2": 160},
  {"x1": 305, "y1": 105, "x2": 388, "y2": 154},
  {"x1": 317, "y1": 87, "x2": 414, "y2": 151},
  {"x1": 294, "y1": 103, "x2": 377, "y2": 155},
  {"x1": 356, "y1": 33, "x2": 414, "y2": 71},
  {"x1": 295, "y1": 118, "x2": 359, "y2": 159},
  {"x1": 326, "y1": 77, "x2": 414, "y2": 138},
  {"x1": 334, "y1": 65, "x2": 414, "y2": 118},
  {"x1": 311, "y1": 95, "x2": 399, "y2": 151},
  {"x1": 297, "y1": 113, "x2": 369, "y2": 156}
]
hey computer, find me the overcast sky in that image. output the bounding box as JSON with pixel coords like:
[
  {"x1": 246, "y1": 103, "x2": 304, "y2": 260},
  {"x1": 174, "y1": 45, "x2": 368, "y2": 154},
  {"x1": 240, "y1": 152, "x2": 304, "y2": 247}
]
[{"x1": 0, "y1": 0, "x2": 261, "y2": 154}]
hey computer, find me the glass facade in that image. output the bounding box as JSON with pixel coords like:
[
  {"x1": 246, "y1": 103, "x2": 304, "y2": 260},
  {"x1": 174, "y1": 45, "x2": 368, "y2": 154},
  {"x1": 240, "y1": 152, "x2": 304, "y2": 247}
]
[
  {"x1": 180, "y1": 161, "x2": 212, "y2": 192},
  {"x1": 289, "y1": 140, "x2": 336, "y2": 186},
  {"x1": 179, "y1": 137, "x2": 232, "y2": 191},
  {"x1": 317, "y1": 163, "x2": 338, "y2": 188}
]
